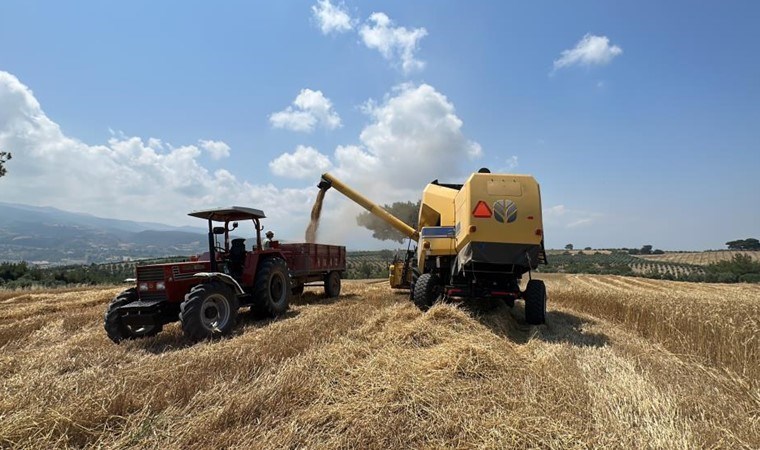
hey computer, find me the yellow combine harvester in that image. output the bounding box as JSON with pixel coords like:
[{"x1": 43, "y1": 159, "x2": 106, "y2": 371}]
[{"x1": 318, "y1": 168, "x2": 548, "y2": 324}]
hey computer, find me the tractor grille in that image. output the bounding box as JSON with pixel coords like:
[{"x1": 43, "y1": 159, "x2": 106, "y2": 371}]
[
  {"x1": 136, "y1": 266, "x2": 165, "y2": 281},
  {"x1": 139, "y1": 291, "x2": 168, "y2": 303}
]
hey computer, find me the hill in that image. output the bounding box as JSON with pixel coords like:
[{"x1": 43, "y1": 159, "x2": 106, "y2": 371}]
[
  {"x1": 0, "y1": 202, "x2": 206, "y2": 264},
  {"x1": 0, "y1": 277, "x2": 757, "y2": 448},
  {"x1": 635, "y1": 250, "x2": 760, "y2": 265}
]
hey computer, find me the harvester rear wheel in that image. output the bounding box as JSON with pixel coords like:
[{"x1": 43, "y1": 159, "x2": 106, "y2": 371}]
[
  {"x1": 104, "y1": 288, "x2": 162, "y2": 343},
  {"x1": 524, "y1": 279, "x2": 547, "y2": 325},
  {"x1": 253, "y1": 257, "x2": 290, "y2": 316},
  {"x1": 180, "y1": 282, "x2": 239, "y2": 340},
  {"x1": 324, "y1": 271, "x2": 341, "y2": 298},
  {"x1": 413, "y1": 273, "x2": 442, "y2": 311}
]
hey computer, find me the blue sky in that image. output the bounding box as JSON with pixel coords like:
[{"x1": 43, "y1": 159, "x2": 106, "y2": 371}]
[{"x1": 0, "y1": 1, "x2": 758, "y2": 250}]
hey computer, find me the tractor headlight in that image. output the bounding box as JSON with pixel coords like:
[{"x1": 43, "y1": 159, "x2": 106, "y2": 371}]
[
  {"x1": 138, "y1": 282, "x2": 149, "y2": 291},
  {"x1": 156, "y1": 281, "x2": 166, "y2": 290}
]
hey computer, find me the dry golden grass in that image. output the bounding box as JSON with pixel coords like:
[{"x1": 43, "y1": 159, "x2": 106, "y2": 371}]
[
  {"x1": 543, "y1": 274, "x2": 760, "y2": 381},
  {"x1": 0, "y1": 278, "x2": 758, "y2": 449}
]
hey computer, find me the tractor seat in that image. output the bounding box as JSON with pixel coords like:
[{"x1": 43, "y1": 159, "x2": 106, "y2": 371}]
[{"x1": 229, "y1": 238, "x2": 247, "y2": 278}]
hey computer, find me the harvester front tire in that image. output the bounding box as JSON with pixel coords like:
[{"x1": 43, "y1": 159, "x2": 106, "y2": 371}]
[
  {"x1": 524, "y1": 279, "x2": 547, "y2": 325},
  {"x1": 413, "y1": 273, "x2": 442, "y2": 311},
  {"x1": 104, "y1": 288, "x2": 162, "y2": 343},
  {"x1": 253, "y1": 257, "x2": 290, "y2": 317},
  {"x1": 180, "y1": 282, "x2": 239, "y2": 341},
  {"x1": 324, "y1": 271, "x2": 341, "y2": 298}
]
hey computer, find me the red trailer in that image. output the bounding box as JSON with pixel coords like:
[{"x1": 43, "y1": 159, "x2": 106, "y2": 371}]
[
  {"x1": 105, "y1": 206, "x2": 346, "y2": 343},
  {"x1": 277, "y1": 243, "x2": 346, "y2": 296}
]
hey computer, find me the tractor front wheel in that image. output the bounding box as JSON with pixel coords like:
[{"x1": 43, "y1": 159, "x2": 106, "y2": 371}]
[
  {"x1": 523, "y1": 279, "x2": 547, "y2": 325},
  {"x1": 413, "y1": 273, "x2": 442, "y2": 311},
  {"x1": 324, "y1": 271, "x2": 341, "y2": 298},
  {"x1": 104, "y1": 288, "x2": 162, "y2": 343},
  {"x1": 253, "y1": 257, "x2": 290, "y2": 317},
  {"x1": 180, "y1": 282, "x2": 239, "y2": 340}
]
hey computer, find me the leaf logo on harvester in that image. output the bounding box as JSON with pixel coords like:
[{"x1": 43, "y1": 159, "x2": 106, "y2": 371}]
[{"x1": 493, "y1": 199, "x2": 517, "y2": 223}]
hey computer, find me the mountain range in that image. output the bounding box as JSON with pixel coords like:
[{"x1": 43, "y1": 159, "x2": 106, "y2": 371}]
[{"x1": 0, "y1": 202, "x2": 208, "y2": 265}]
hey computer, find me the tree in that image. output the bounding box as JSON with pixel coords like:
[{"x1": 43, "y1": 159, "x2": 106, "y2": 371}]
[
  {"x1": 726, "y1": 238, "x2": 760, "y2": 251},
  {"x1": 640, "y1": 245, "x2": 653, "y2": 255},
  {"x1": 565, "y1": 244, "x2": 574, "y2": 250},
  {"x1": 0, "y1": 151, "x2": 11, "y2": 178},
  {"x1": 705, "y1": 253, "x2": 760, "y2": 282},
  {"x1": 356, "y1": 200, "x2": 420, "y2": 243},
  {"x1": 584, "y1": 247, "x2": 592, "y2": 251}
]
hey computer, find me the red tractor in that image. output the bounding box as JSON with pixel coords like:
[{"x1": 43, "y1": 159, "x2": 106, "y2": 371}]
[{"x1": 105, "y1": 206, "x2": 346, "y2": 342}]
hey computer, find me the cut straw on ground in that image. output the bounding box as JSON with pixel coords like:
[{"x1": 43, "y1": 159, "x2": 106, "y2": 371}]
[{"x1": 0, "y1": 276, "x2": 758, "y2": 449}]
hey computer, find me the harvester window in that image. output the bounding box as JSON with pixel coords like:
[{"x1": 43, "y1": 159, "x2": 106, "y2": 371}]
[{"x1": 419, "y1": 203, "x2": 441, "y2": 228}]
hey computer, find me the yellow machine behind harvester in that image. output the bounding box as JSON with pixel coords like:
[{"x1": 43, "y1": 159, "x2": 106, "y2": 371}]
[{"x1": 317, "y1": 168, "x2": 549, "y2": 324}]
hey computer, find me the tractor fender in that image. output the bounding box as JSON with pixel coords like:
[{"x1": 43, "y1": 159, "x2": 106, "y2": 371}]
[{"x1": 192, "y1": 272, "x2": 245, "y2": 295}]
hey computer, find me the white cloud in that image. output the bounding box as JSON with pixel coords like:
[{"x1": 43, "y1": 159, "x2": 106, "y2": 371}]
[
  {"x1": 359, "y1": 12, "x2": 427, "y2": 74},
  {"x1": 269, "y1": 89, "x2": 341, "y2": 132},
  {"x1": 553, "y1": 34, "x2": 622, "y2": 72},
  {"x1": 147, "y1": 137, "x2": 165, "y2": 150},
  {"x1": 543, "y1": 204, "x2": 601, "y2": 229},
  {"x1": 269, "y1": 145, "x2": 332, "y2": 179},
  {"x1": 0, "y1": 71, "x2": 484, "y2": 248},
  {"x1": 198, "y1": 139, "x2": 230, "y2": 160},
  {"x1": 312, "y1": 0, "x2": 354, "y2": 34},
  {"x1": 544, "y1": 205, "x2": 567, "y2": 217},
  {"x1": 0, "y1": 70, "x2": 316, "y2": 236},
  {"x1": 351, "y1": 83, "x2": 481, "y2": 190},
  {"x1": 500, "y1": 155, "x2": 519, "y2": 172},
  {"x1": 266, "y1": 83, "x2": 482, "y2": 244},
  {"x1": 567, "y1": 218, "x2": 594, "y2": 228}
]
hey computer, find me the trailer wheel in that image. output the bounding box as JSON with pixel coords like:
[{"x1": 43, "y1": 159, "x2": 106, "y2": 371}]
[
  {"x1": 253, "y1": 257, "x2": 290, "y2": 316},
  {"x1": 524, "y1": 279, "x2": 547, "y2": 325},
  {"x1": 413, "y1": 273, "x2": 442, "y2": 311},
  {"x1": 324, "y1": 271, "x2": 341, "y2": 298},
  {"x1": 104, "y1": 288, "x2": 162, "y2": 343},
  {"x1": 180, "y1": 282, "x2": 239, "y2": 340}
]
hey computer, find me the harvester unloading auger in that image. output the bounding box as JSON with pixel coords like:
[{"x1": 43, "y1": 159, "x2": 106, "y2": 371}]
[{"x1": 317, "y1": 169, "x2": 549, "y2": 324}]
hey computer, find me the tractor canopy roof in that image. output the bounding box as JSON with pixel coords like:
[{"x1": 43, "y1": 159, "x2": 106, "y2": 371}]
[{"x1": 188, "y1": 206, "x2": 266, "y2": 222}]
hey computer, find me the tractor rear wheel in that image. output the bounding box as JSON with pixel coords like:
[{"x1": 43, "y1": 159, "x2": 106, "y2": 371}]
[
  {"x1": 324, "y1": 271, "x2": 341, "y2": 298},
  {"x1": 104, "y1": 288, "x2": 162, "y2": 343},
  {"x1": 180, "y1": 282, "x2": 239, "y2": 340},
  {"x1": 523, "y1": 279, "x2": 547, "y2": 325},
  {"x1": 413, "y1": 273, "x2": 442, "y2": 311},
  {"x1": 253, "y1": 257, "x2": 290, "y2": 316}
]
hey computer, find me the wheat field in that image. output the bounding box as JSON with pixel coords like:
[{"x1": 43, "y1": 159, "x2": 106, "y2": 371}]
[{"x1": 0, "y1": 276, "x2": 758, "y2": 449}]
